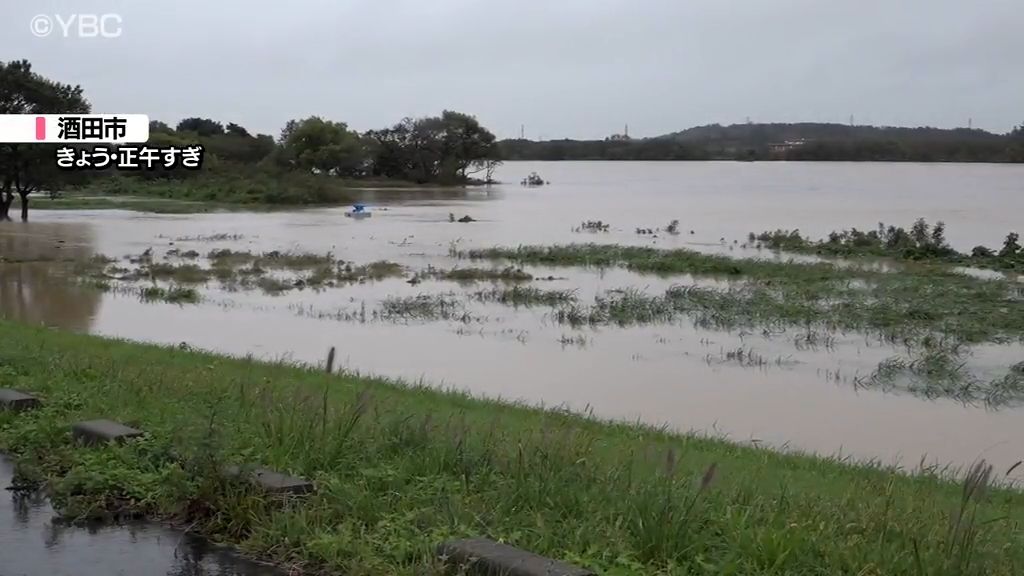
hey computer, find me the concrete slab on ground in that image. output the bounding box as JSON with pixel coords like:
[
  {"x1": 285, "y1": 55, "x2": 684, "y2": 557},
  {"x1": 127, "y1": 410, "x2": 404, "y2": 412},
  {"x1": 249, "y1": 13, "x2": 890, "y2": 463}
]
[
  {"x1": 0, "y1": 389, "x2": 41, "y2": 411},
  {"x1": 71, "y1": 419, "x2": 144, "y2": 445},
  {"x1": 437, "y1": 538, "x2": 595, "y2": 576},
  {"x1": 223, "y1": 465, "x2": 314, "y2": 495}
]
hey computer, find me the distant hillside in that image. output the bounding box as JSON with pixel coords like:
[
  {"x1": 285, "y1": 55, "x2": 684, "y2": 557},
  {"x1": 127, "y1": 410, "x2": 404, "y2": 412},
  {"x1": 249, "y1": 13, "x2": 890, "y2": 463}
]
[{"x1": 499, "y1": 122, "x2": 1024, "y2": 162}]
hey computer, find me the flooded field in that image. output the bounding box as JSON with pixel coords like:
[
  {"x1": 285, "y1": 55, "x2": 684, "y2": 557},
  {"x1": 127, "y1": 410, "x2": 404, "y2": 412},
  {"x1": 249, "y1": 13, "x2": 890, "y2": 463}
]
[{"x1": 2, "y1": 161, "x2": 1024, "y2": 479}]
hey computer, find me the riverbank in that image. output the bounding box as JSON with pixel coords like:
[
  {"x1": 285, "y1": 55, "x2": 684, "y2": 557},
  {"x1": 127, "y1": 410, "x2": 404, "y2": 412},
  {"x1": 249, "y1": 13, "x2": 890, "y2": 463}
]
[
  {"x1": 1, "y1": 321, "x2": 1023, "y2": 574},
  {"x1": 21, "y1": 171, "x2": 487, "y2": 215}
]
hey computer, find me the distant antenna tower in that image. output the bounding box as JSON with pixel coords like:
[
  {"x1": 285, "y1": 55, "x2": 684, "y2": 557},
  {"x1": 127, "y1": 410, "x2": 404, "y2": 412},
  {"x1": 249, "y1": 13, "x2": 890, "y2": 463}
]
[
  {"x1": 746, "y1": 116, "x2": 752, "y2": 125},
  {"x1": 968, "y1": 117, "x2": 973, "y2": 130},
  {"x1": 624, "y1": 123, "x2": 629, "y2": 138},
  {"x1": 520, "y1": 124, "x2": 525, "y2": 139},
  {"x1": 849, "y1": 115, "x2": 855, "y2": 126}
]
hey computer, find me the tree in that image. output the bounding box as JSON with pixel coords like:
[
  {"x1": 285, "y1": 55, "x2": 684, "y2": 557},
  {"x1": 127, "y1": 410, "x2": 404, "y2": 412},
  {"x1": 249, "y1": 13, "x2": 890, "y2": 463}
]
[
  {"x1": 1000, "y1": 232, "x2": 1021, "y2": 258},
  {"x1": 176, "y1": 117, "x2": 224, "y2": 136},
  {"x1": 204, "y1": 132, "x2": 275, "y2": 165},
  {"x1": 149, "y1": 120, "x2": 173, "y2": 134},
  {"x1": 277, "y1": 117, "x2": 366, "y2": 177},
  {"x1": 0, "y1": 60, "x2": 90, "y2": 221},
  {"x1": 364, "y1": 111, "x2": 499, "y2": 183},
  {"x1": 438, "y1": 110, "x2": 498, "y2": 180},
  {"x1": 225, "y1": 122, "x2": 251, "y2": 137}
]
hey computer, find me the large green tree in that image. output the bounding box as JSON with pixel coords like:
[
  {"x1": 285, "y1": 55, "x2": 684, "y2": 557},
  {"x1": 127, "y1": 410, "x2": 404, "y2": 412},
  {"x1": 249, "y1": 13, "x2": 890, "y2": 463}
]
[
  {"x1": 276, "y1": 117, "x2": 366, "y2": 177},
  {"x1": 175, "y1": 117, "x2": 224, "y2": 136},
  {"x1": 0, "y1": 60, "x2": 90, "y2": 221},
  {"x1": 364, "y1": 110, "x2": 498, "y2": 183}
]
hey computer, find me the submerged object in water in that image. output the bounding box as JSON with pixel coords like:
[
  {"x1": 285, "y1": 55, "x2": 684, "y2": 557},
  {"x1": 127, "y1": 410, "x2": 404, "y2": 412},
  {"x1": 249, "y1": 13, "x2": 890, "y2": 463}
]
[{"x1": 345, "y1": 203, "x2": 372, "y2": 219}]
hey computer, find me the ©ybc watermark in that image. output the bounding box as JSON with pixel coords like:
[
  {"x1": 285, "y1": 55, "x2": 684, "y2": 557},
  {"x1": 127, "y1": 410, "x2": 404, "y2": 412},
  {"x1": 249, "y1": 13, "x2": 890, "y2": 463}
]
[{"x1": 30, "y1": 14, "x2": 123, "y2": 39}]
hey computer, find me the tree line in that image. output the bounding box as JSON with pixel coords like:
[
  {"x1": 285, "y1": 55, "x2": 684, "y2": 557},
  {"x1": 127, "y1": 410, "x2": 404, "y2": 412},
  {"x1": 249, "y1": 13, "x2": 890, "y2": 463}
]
[
  {"x1": 0, "y1": 59, "x2": 500, "y2": 220},
  {"x1": 499, "y1": 122, "x2": 1024, "y2": 162}
]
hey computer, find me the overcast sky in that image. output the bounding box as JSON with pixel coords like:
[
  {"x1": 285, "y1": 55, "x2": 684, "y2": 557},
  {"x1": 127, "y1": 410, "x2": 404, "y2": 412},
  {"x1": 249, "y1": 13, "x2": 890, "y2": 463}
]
[{"x1": 3, "y1": 0, "x2": 1022, "y2": 139}]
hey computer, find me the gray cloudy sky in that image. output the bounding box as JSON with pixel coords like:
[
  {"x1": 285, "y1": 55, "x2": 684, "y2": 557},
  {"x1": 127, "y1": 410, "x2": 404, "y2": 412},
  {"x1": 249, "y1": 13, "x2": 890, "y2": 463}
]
[{"x1": 3, "y1": 0, "x2": 1022, "y2": 139}]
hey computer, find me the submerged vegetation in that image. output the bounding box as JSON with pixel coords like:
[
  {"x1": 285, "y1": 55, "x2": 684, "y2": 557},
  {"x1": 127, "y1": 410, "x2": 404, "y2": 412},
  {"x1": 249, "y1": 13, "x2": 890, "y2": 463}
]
[
  {"x1": 574, "y1": 220, "x2": 611, "y2": 233},
  {"x1": 2, "y1": 322, "x2": 1024, "y2": 574},
  {"x1": 752, "y1": 219, "x2": 1023, "y2": 271},
  {"x1": 463, "y1": 243, "x2": 1024, "y2": 345},
  {"x1": 414, "y1": 266, "x2": 533, "y2": 283},
  {"x1": 139, "y1": 285, "x2": 201, "y2": 304},
  {"x1": 72, "y1": 249, "x2": 407, "y2": 295},
  {"x1": 459, "y1": 241, "x2": 1024, "y2": 404},
  {"x1": 59, "y1": 237, "x2": 1024, "y2": 405}
]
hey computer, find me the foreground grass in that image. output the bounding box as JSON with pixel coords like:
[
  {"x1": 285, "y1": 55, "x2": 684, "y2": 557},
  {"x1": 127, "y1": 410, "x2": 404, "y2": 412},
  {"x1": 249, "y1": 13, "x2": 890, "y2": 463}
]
[{"x1": 1, "y1": 322, "x2": 1023, "y2": 574}]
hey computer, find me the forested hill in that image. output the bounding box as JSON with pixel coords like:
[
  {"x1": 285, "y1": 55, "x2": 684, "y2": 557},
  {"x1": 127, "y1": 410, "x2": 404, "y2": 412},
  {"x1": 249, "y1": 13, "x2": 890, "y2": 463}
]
[{"x1": 498, "y1": 122, "x2": 1024, "y2": 162}]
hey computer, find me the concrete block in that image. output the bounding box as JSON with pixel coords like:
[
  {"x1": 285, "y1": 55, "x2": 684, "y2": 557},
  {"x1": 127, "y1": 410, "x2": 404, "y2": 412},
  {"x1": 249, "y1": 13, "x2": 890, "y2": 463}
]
[
  {"x1": 224, "y1": 465, "x2": 314, "y2": 495},
  {"x1": 71, "y1": 419, "x2": 144, "y2": 445},
  {"x1": 438, "y1": 538, "x2": 595, "y2": 576},
  {"x1": 0, "y1": 389, "x2": 41, "y2": 411}
]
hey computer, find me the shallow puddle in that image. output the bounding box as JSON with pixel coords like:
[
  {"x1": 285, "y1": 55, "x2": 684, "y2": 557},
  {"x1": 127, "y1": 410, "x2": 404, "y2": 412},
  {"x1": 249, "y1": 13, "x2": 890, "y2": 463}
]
[{"x1": 0, "y1": 458, "x2": 283, "y2": 576}]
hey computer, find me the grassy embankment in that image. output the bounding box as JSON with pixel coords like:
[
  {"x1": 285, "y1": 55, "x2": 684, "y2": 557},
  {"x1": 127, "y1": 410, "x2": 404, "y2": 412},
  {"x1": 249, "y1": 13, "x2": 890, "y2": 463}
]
[
  {"x1": 1, "y1": 321, "x2": 1023, "y2": 574},
  {"x1": 31, "y1": 170, "x2": 473, "y2": 214}
]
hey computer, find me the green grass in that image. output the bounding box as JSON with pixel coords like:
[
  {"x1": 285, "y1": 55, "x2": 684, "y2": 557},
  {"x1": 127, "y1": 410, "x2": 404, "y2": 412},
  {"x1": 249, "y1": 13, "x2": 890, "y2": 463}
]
[
  {"x1": 71, "y1": 171, "x2": 357, "y2": 207},
  {"x1": 35, "y1": 169, "x2": 478, "y2": 215},
  {"x1": 1, "y1": 322, "x2": 1024, "y2": 574},
  {"x1": 751, "y1": 220, "x2": 1024, "y2": 272},
  {"x1": 461, "y1": 243, "x2": 841, "y2": 278},
  {"x1": 30, "y1": 195, "x2": 235, "y2": 214}
]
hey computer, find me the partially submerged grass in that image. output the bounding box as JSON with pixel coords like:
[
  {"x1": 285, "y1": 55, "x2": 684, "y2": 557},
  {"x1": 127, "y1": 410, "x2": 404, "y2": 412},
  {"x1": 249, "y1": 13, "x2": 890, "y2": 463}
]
[
  {"x1": 474, "y1": 286, "x2": 578, "y2": 307},
  {"x1": 144, "y1": 263, "x2": 211, "y2": 284},
  {"x1": 752, "y1": 219, "x2": 1024, "y2": 271},
  {"x1": 138, "y1": 285, "x2": 201, "y2": 304},
  {"x1": 417, "y1": 266, "x2": 533, "y2": 283},
  {"x1": 855, "y1": 341, "x2": 1024, "y2": 407},
  {"x1": 336, "y1": 261, "x2": 405, "y2": 282},
  {"x1": 461, "y1": 243, "x2": 792, "y2": 277},
  {"x1": 72, "y1": 249, "x2": 406, "y2": 296},
  {"x1": 378, "y1": 294, "x2": 474, "y2": 322},
  {"x1": 208, "y1": 249, "x2": 337, "y2": 271},
  {"x1": 1, "y1": 321, "x2": 1023, "y2": 574},
  {"x1": 464, "y1": 244, "x2": 1024, "y2": 346}
]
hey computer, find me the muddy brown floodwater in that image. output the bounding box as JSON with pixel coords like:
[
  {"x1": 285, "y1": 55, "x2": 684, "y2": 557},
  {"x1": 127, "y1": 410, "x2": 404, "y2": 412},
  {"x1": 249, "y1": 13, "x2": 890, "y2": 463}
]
[{"x1": 2, "y1": 161, "x2": 1024, "y2": 484}]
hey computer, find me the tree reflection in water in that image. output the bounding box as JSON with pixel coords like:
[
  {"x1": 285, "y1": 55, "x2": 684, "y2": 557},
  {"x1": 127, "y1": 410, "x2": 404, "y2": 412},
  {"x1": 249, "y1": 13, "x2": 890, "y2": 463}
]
[{"x1": 0, "y1": 222, "x2": 101, "y2": 332}]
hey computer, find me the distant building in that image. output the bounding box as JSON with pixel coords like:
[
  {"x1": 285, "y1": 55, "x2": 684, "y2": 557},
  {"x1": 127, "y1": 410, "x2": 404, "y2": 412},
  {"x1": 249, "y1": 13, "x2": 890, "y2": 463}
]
[{"x1": 768, "y1": 139, "x2": 807, "y2": 154}]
